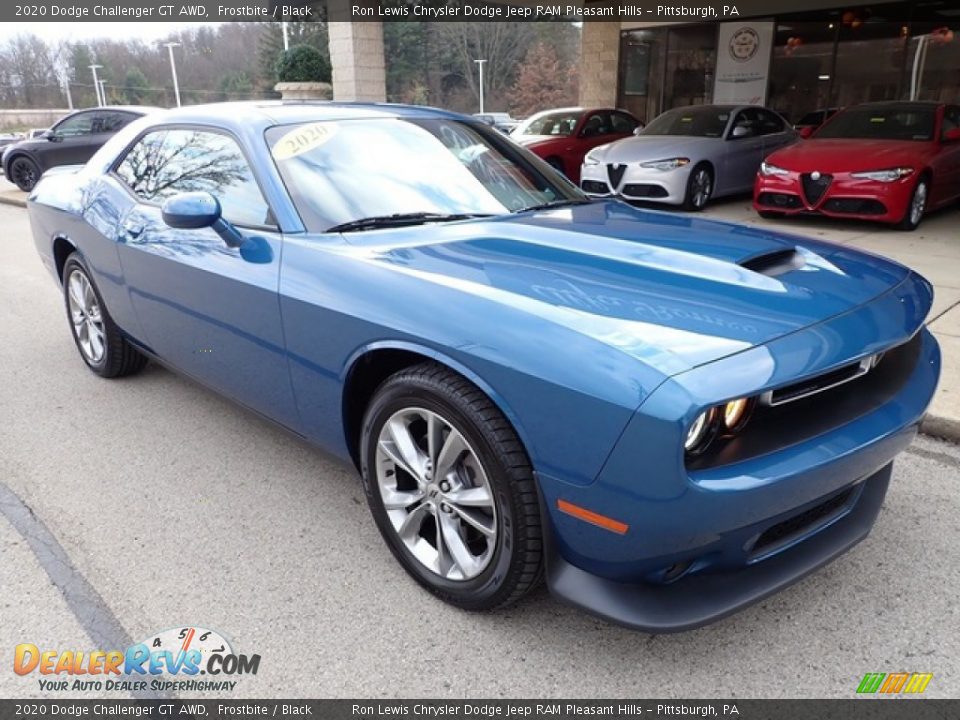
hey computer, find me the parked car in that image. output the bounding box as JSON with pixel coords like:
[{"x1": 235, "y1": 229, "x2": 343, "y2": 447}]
[
  {"x1": 472, "y1": 112, "x2": 518, "y2": 134},
  {"x1": 27, "y1": 102, "x2": 940, "y2": 631},
  {"x1": 794, "y1": 107, "x2": 840, "y2": 136},
  {"x1": 2, "y1": 106, "x2": 157, "y2": 192},
  {"x1": 755, "y1": 101, "x2": 960, "y2": 231},
  {"x1": 511, "y1": 107, "x2": 641, "y2": 183},
  {"x1": 581, "y1": 104, "x2": 797, "y2": 210}
]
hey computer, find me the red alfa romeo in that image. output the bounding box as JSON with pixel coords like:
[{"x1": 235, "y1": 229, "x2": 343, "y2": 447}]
[
  {"x1": 755, "y1": 101, "x2": 960, "y2": 230},
  {"x1": 511, "y1": 107, "x2": 641, "y2": 184}
]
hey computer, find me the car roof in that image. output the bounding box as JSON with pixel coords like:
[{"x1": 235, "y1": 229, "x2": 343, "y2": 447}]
[
  {"x1": 143, "y1": 101, "x2": 473, "y2": 133},
  {"x1": 844, "y1": 101, "x2": 943, "y2": 110},
  {"x1": 68, "y1": 105, "x2": 163, "y2": 115}
]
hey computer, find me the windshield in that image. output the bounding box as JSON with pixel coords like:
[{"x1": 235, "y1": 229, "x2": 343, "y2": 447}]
[
  {"x1": 815, "y1": 106, "x2": 936, "y2": 141},
  {"x1": 642, "y1": 107, "x2": 731, "y2": 138},
  {"x1": 267, "y1": 118, "x2": 582, "y2": 233},
  {"x1": 513, "y1": 111, "x2": 581, "y2": 137}
]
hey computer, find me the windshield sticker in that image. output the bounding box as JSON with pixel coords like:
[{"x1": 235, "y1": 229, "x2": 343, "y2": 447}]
[
  {"x1": 718, "y1": 114, "x2": 729, "y2": 121},
  {"x1": 271, "y1": 123, "x2": 338, "y2": 160},
  {"x1": 870, "y1": 117, "x2": 886, "y2": 123},
  {"x1": 681, "y1": 116, "x2": 693, "y2": 122}
]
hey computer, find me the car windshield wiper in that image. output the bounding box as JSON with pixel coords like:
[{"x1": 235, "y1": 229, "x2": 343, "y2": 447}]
[
  {"x1": 327, "y1": 212, "x2": 493, "y2": 233},
  {"x1": 515, "y1": 198, "x2": 593, "y2": 213}
]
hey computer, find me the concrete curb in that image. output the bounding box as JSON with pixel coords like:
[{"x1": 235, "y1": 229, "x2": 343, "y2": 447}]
[
  {"x1": 0, "y1": 192, "x2": 26, "y2": 208},
  {"x1": 921, "y1": 414, "x2": 960, "y2": 445}
]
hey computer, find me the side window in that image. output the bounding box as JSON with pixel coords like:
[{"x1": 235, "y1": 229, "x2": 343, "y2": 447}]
[
  {"x1": 92, "y1": 112, "x2": 134, "y2": 134},
  {"x1": 581, "y1": 112, "x2": 612, "y2": 138},
  {"x1": 942, "y1": 107, "x2": 960, "y2": 140},
  {"x1": 53, "y1": 113, "x2": 96, "y2": 138},
  {"x1": 758, "y1": 110, "x2": 786, "y2": 135},
  {"x1": 610, "y1": 112, "x2": 638, "y2": 134},
  {"x1": 116, "y1": 129, "x2": 273, "y2": 229}
]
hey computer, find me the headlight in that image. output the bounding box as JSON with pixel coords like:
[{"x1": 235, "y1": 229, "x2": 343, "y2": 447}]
[
  {"x1": 722, "y1": 398, "x2": 753, "y2": 432},
  {"x1": 850, "y1": 167, "x2": 914, "y2": 182},
  {"x1": 641, "y1": 157, "x2": 690, "y2": 171},
  {"x1": 583, "y1": 152, "x2": 601, "y2": 167},
  {"x1": 684, "y1": 408, "x2": 717, "y2": 455},
  {"x1": 760, "y1": 161, "x2": 789, "y2": 176}
]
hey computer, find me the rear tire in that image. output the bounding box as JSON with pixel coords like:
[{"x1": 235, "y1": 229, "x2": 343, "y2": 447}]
[
  {"x1": 9, "y1": 155, "x2": 40, "y2": 192},
  {"x1": 62, "y1": 253, "x2": 147, "y2": 378},
  {"x1": 360, "y1": 362, "x2": 543, "y2": 611},
  {"x1": 896, "y1": 177, "x2": 928, "y2": 231},
  {"x1": 682, "y1": 163, "x2": 713, "y2": 211}
]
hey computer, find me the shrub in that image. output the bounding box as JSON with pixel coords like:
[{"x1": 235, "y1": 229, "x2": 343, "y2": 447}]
[{"x1": 275, "y1": 44, "x2": 331, "y2": 83}]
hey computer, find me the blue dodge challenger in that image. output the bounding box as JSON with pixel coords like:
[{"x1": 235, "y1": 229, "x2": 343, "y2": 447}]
[{"x1": 27, "y1": 103, "x2": 940, "y2": 631}]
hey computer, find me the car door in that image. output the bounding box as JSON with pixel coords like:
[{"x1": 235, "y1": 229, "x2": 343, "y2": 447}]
[
  {"x1": 758, "y1": 108, "x2": 796, "y2": 156},
  {"x1": 932, "y1": 105, "x2": 960, "y2": 205},
  {"x1": 109, "y1": 126, "x2": 299, "y2": 428},
  {"x1": 41, "y1": 111, "x2": 99, "y2": 169},
  {"x1": 721, "y1": 108, "x2": 766, "y2": 193}
]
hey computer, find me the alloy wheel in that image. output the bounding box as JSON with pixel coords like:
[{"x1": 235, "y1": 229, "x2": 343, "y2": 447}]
[
  {"x1": 11, "y1": 158, "x2": 37, "y2": 191},
  {"x1": 375, "y1": 407, "x2": 497, "y2": 581},
  {"x1": 691, "y1": 168, "x2": 712, "y2": 208},
  {"x1": 910, "y1": 182, "x2": 927, "y2": 226},
  {"x1": 66, "y1": 269, "x2": 105, "y2": 364}
]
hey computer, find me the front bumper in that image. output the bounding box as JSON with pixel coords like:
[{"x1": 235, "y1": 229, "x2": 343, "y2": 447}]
[
  {"x1": 754, "y1": 169, "x2": 915, "y2": 223},
  {"x1": 580, "y1": 162, "x2": 690, "y2": 205},
  {"x1": 539, "y1": 272, "x2": 940, "y2": 631}
]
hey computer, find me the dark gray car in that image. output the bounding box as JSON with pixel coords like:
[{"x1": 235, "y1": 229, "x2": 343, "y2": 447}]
[{"x1": 2, "y1": 106, "x2": 157, "y2": 191}]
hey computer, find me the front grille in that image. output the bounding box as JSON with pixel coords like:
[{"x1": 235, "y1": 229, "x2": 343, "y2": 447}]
[
  {"x1": 757, "y1": 192, "x2": 802, "y2": 209},
  {"x1": 621, "y1": 183, "x2": 669, "y2": 198},
  {"x1": 686, "y1": 333, "x2": 922, "y2": 470},
  {"x1": 822, "y1": 198, "x2": 887, "y2": 215},
  {"x1": 607, "y1": 163, "x2": 627, "y2": 187},
  {"x1": 751, "y1": 486, "x2": 856, "y2": 559},
  {"x1": 581, "y1": 180, "x2": 610, "y2": 194},
  {"x1": 801, "y1": 173, "x2": 833, "y2": 205}
]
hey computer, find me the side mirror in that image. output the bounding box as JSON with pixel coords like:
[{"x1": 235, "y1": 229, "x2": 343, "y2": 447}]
[
  {"x1": 632, "y1": 125, "x2": 645, "y2": 136},
  {"x1": 730, "y1": 125, "x2": 752, "y2": 139},
  {"x1": 42, "y1": 129, "x2": 61, "y2": 143},
  {"x1": 161, "y1": 191, "x2": 244, "y2": 248},
  {"x1": 944, "y1": 127, "x2": 960, "y2": 142},
  {"x1": 798, "y1": 126, "x2": 814, "y2": 139}
]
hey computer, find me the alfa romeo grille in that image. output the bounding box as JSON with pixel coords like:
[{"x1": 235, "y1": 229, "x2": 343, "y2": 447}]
[{"x1": 801, "y1": 173, "x2": 832, "y2": 205}]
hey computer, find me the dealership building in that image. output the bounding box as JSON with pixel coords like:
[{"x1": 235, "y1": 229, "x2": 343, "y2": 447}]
[{"x1": 320, "y1": 0, "x2": 959, "y2": 124}]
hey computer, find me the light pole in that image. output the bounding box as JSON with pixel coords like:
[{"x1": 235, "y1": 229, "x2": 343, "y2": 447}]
[
  {"x1": 282, "y1": 21, "x2": 290, "y2": 51},
  {"x1": 89, "y1": 64, "x2": 103, "y2": 107},
  {"x1": 98, "y1": 79, "x2": 107, "y2": 105},
  {"x1": 163, "y1": 41, "x2": 182, "y2": 107},
  {"x1": 474, "y1": 59, "x2": 487, "y2": 114}
]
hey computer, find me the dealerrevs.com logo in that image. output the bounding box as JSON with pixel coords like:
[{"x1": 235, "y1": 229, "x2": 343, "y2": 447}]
[
  {"x1": 856, "y1": 672, "x2": 933, "y2": 696},
  {"x1": 14, "y1": 626, "x2": 260, "y2": 693}
]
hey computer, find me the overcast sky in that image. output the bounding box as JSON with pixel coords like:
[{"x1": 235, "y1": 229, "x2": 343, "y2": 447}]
[{"x1": 0, "y1": 21, "x2": 222, "y2": 44}]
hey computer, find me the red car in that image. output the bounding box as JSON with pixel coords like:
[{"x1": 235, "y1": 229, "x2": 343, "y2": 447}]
[
  {"x1": 755, "y1": 101, "x2": 960, "y2": 231},
  {"x1": 510, "y1": 107, "x2": 641, "y2": 184}
]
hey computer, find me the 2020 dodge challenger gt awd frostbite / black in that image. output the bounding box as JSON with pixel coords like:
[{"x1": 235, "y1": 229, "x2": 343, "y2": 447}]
[{"x1": 27, "y1": 102, "x2": 940, "y2": 631}]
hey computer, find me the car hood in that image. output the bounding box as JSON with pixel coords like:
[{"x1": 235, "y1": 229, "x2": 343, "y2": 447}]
[
  {"x1": 354, "y1": 201, "x2": 910, "y2": 376},
  {"x1": 768, "y1": 138, "x2": 935, "y2": 172},
  {"x1": 589, "y1": 135, "x2": 719, "y2": 163}
]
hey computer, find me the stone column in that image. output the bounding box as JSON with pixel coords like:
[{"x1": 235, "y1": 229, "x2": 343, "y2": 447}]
[
  {"x1": 579, "y1": 23, "x2": 621, "y2": 108},
  {"x1": 328, "y1": 21, "x2": 387, "y2": 103}
]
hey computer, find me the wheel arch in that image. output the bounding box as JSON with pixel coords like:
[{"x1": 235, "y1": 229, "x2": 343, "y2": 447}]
[
  {"x1": 52, "y1": 235, "x2": 78, "y2": 284},
  {"x1": 340, "y1": 341, "x2": 534, "y2": 473}
]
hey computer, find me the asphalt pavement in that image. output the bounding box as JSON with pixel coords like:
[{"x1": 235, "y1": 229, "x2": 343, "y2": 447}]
[{"x1": 1, "y1": 203, "x2": 958, "y2": 699}]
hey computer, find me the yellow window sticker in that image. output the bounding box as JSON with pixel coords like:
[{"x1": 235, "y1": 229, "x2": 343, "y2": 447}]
[{"x1": 272, "y1": 123, "x2": 338, "y2": 160}]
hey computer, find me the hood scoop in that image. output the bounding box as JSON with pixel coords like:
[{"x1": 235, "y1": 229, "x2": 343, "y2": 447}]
[{"x1": 739, "y1": 248, "x2": 805, "y2": 278}]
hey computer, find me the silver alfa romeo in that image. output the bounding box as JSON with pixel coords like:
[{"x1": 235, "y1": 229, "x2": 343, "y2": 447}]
[{"x1": 580, "y1": 104, "x2": 797, "y2": 210}]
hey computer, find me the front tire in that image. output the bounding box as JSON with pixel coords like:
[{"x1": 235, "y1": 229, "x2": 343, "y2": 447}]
[
  {"x1": 360, "y1": 362, "x2": 543, "y2": 611},
  {"x1": 683, "y1": 163, "x2": 713, "y2": 211},
  {"x1": 9, "y1": 155, "x2": 40, "y2": 192},
  {"x1": 62, "y1": 254, "x2": 147, "y2": 378},
  {"x1": 896, "y1": 177, "x2": 928, "y2": 231}
]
